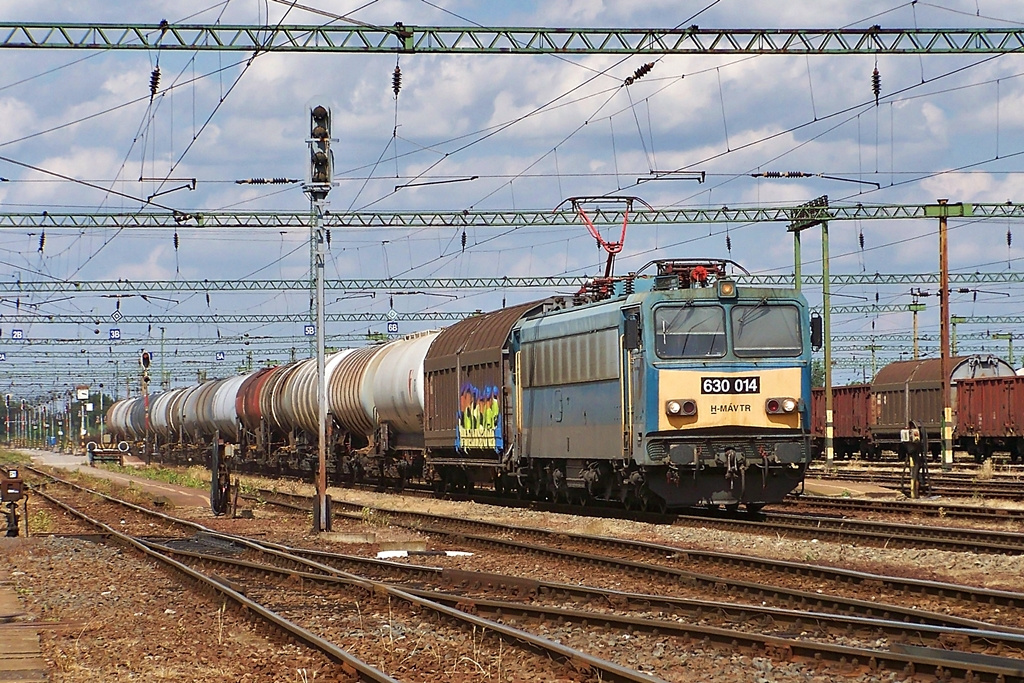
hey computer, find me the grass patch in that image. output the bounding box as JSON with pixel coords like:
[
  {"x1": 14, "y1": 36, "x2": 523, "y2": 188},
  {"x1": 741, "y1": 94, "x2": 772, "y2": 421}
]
[
  {"x1": 28, "y1": 508, "x2": 55, "y2": 533},
  {"x1": 0, "y1": 449, "x2": 30, "y2": 466},
  {"x1": 98, "y1": 463, "x2": 211, "y2": 490},
  {"x1": 360, "y1": 506, "x2": 391, "y2": 528}
]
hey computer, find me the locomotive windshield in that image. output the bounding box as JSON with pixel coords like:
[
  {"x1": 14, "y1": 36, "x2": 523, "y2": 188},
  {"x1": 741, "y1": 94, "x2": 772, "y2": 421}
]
[
  {"x1": 654, "y1": 305, "x2": 726, "y2": 358},
  {"x1": 731, "y1": 304, "x2": 802, "y2": 357}
]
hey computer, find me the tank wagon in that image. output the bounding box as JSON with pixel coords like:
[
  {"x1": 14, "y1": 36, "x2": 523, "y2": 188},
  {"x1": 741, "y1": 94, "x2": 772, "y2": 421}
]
[
  {"x1": 106, "y1": 259, "x2": 815, "y2": 512},
  {"x1": 811, "y1": 355, "x2": 1019, "y2": 461}
]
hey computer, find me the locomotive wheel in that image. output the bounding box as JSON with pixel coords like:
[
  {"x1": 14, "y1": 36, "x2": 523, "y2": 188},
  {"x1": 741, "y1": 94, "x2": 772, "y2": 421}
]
[{"x1": 640, "y1": 489, "x2": 667, "y2": 514}]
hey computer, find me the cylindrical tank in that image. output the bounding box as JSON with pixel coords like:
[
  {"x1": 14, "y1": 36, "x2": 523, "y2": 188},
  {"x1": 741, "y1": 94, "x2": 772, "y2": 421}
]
[
  {"x1": 236, "y1": 367, "x2": 277, "y2": 433},
  {"x1": 371, "y1": 331, "x2": 439, "y2": 446},
  {"x1": 181, "y1": 380, "x2": 220, "y2": 440},
  {"x1": 167, "y1": 385, "x2": 200, "y2": 440},
  {"x1": 106, "y1": 399, "x2": 133, "y2": 439},
  {"x1": 128, "y1": 396, "x2": 149, "y2": 438},
  {"x1": 279, "y1": 350, "x2": 353, "y2": 435},
  {"x1": 329, "y1": 344, "x2": 389, "y2": 437},
  {"x1": 265, "y1": 362, "x2": 304, "y2": 433},
  {"x1": 149, "y1": 390, "x2": 180, "y2": 440},
  {"x1": 206, "y1": 374, "x2": 250, "y2": 439}
]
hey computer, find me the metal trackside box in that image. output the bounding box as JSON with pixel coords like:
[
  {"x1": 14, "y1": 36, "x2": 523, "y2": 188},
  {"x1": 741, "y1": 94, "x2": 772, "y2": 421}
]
[{"x1": 2, "y1": 468, "x2": 25, "y2": 502}]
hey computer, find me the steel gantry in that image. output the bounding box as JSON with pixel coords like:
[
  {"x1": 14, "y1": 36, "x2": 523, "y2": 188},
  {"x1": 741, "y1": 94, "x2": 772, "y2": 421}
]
[
  {"x1": 5, "y1": 272, "x2": 1024, "y2": 294},
  {"x1": 0, "y1": 311, "x2": 477, "y2": 325},
  {"x1": 1, "y1": 23, "x2": 1023, "y2": 55},
  {"x1": 3, "y1": 203, "x2": 1023, "y2": 230}
]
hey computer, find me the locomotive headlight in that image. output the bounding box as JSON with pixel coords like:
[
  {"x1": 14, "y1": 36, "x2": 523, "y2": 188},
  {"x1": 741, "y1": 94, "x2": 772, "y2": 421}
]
[
  {"x1": 666, "y1": 399, "x2": 697, "y2": 417},
  {"x1": 766, "y1": 397, "x2": 798, "y2": 414}
]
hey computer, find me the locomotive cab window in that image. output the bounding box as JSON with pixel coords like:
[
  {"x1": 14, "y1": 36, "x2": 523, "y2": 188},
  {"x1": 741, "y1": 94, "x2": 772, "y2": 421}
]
[
  {"x1": 654, "y1": 305, "x2": 726, "y2": 359},
  {"x1": 731, "y1": 304, "x2": 802, "y2": 357}
]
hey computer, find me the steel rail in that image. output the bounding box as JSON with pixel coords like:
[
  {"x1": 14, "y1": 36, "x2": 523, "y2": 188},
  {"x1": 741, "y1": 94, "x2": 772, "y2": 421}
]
[
  {"x1": 30, "y1": 468, "x2": 1024, "y2": 677},
  {"x1": 310, "y1": 496, "x2": 1024, "y2": 611},
  {"x1": 785, "y1": 494, "x2": 1024, "y2": 522},
  {"x1": 687, "y1": 510, "x2": 1024, "y2": 554},
  {"x1": 24, "y1": 469, "x2": 670, "y2": 683},
  {"x1": 254, "y1": 537, "x2": 1024, "y2": 653},
  {"x1": 136, "y1": 541, "x2": 1024, "y2": 677},
  {"x1": 27, "y1": 485, "x2": 399, "y2": 682},
  {"x1": 813, "y1": 472, "x2": 1024, "y2": 498},
  {"x1": 139, "y1": 540, "x2": 666, "y2": 683}
]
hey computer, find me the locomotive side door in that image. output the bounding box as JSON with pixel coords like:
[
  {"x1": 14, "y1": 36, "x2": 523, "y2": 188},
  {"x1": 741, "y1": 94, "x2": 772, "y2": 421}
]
[{"x1": 622, "y1": 307, "x2": 644, "y2": 461}]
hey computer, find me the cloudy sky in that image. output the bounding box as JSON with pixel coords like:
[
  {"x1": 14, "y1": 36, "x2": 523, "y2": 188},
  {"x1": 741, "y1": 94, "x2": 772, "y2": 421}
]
[{"x1": 2, "y1": 0, "x2": 1024, "y2": 396}]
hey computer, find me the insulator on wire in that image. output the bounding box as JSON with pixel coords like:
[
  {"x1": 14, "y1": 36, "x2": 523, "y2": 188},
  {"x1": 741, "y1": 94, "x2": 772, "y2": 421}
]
[
  {"x1": 875, "y1": 291, "x2": 879, "y2": 303},
  {"x1": 205, "y1": 292, "x2": 210, "y2": 307},
  {"x1": 392, "y1": 65, "x2": 402, "y2": 97},
  {"x1": 871, "y1": 65, "x2": 881, "y2": 105},
  {"x1": 149, "y1": 67, "x2": 161, "y2": 102},
  {"x1": 1008, "y1": 227, "x2": 1013, "y2": 248},
  {"x1": 38, "y1": 231, "x2": 45, "y2": 253},
  {"x1": 326, "y1": 229, "x2": 331, "y2": 248},
  {"x1": 461, "y1": 229, "x2": 467, "y2": 253},
  {"x1": 859, "y1": 231, "x2": 865, "y2": 250},
  {"x1": 389, "y1": 295, "x2": 394, "y2": 309},
  {"x1": 623, "y1": 62, "x2": 655, "y2": 86},
  {"x1": 173, "y1": 231, "x2": 179, "y2": 251},
  {"x1": 725, "y1": 232, "x2": 732, "y2": 254}
]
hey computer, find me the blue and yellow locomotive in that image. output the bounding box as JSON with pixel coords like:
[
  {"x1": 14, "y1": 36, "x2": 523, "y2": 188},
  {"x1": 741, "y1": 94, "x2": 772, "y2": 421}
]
[{"x1": 428, "y1": 260, "x2": 813, "y2": 512}]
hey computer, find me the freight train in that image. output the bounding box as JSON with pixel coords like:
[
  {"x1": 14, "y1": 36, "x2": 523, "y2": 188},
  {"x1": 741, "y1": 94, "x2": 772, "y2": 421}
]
[
  {"x1": 105, "y1": 260, "x2": 815, "y2": 513},
  {"x1": 811, "y1": 355, "x2": 1022, "y2": 462}
]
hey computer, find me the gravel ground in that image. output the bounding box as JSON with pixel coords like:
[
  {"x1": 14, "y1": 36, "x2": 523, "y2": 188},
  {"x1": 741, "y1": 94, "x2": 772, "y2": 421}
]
[
  {"x1": 11, "y1": 463, "x2": 1024, "y2": 682},
  {"x1": 2, "y1": 536, "x2": 348, "y2": 682},
  {"x1": 311, "y1": 485, "x2": 1024, "y2": 595}
]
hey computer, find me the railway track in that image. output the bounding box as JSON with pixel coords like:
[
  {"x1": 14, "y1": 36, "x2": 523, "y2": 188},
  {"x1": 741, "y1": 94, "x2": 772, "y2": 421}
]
[
  {"x1": 253, "y1": 488, "x2": 1024, "y2": 614},
  {"x1": 784, "y1": 494, "x2": 1024, "y2": 522},
  {"x1": 25, "y1": 466, "x2": 1024, "y2": 681},
  {"x1": 24, "y1": 468, "x2": 664, "y2": 683},
  {"x1": 808, "y1": 470, "x2": 1024, "y2": 497}
]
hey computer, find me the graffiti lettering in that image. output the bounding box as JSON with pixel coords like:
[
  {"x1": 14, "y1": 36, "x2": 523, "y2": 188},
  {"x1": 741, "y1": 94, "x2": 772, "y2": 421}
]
[{"x1": 456, "y1": 382, "x2": 503, "y2": 452}]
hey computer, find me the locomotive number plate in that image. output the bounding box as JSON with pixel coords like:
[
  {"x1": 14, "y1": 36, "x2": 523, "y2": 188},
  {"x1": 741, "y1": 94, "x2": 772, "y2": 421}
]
[{"x1": 701, "y1": 376, "x2": 760, "y2": 394}]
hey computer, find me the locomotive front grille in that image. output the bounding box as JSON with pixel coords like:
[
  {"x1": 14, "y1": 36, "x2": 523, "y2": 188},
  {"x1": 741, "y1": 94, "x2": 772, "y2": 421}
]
[{"x1": 647, "y1": 435, "x2": 809, "y2": 466}]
